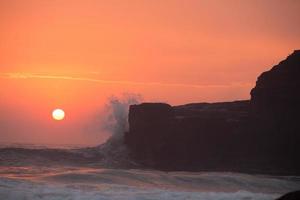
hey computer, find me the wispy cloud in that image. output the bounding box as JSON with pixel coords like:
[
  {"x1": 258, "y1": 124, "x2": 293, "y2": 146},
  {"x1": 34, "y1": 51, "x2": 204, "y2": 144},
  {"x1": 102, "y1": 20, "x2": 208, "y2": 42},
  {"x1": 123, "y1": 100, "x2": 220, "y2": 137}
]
[{"x1": 0, "y1": 72, "x2": 252, "y2": 89}]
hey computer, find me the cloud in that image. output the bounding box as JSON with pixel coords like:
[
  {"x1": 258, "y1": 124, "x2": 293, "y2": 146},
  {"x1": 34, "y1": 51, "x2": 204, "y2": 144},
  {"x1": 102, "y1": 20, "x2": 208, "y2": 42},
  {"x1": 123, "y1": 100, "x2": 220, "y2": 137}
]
[{"x1": 0, "y1": 72, "x2": 252, "y2": 89}]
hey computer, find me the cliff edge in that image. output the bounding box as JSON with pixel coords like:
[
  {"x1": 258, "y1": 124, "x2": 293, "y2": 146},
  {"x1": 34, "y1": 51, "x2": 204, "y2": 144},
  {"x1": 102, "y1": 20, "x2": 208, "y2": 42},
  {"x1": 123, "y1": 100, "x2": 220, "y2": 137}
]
[{"x1": 124, "y1": 51, "x2": 300, "y2": 174}]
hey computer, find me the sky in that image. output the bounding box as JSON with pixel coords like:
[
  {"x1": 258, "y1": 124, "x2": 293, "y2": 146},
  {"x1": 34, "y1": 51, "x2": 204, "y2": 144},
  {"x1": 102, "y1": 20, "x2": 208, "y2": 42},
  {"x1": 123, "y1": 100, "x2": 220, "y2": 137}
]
[{"x1": 0, "y1": 0, "x2": 300, "y2": 145}]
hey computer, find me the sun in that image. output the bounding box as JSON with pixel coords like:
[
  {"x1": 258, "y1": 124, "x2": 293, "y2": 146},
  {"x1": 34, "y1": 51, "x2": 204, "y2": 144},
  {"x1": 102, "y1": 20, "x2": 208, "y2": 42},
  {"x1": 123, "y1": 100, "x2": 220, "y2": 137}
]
[{"x1": 52, "y1": 109, "x2": 65, "y2": 121}]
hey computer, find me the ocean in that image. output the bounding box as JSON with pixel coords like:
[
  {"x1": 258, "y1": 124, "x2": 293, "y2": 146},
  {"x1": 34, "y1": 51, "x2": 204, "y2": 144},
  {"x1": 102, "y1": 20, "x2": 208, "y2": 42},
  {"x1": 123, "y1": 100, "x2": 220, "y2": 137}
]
[{"x1": 0, "y1": 144, "x2": 299, "y2": 200}]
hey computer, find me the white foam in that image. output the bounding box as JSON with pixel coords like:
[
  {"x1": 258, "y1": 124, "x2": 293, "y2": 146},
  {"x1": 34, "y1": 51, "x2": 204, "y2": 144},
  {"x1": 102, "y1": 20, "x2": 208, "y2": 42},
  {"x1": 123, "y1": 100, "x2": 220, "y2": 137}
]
[
  {"x1": 1, "y1": 168, "x2": 299, "y2": 200},
  {"x1": 0, "y1": 178, "x2": 280, "y2": 200}
]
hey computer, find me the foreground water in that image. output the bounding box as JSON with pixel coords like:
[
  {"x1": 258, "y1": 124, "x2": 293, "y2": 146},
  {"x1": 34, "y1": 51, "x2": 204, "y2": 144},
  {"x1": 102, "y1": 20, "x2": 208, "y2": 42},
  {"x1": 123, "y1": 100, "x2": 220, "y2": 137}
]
[{"x1": 0, "y1": 145, "x2": 299, "y2": 200}]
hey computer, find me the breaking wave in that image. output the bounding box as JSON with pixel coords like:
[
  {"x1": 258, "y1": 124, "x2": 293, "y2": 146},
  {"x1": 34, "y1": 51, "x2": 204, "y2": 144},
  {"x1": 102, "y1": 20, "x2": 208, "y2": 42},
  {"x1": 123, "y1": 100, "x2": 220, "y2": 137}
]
[
  {"x1": 1, "y1": 166, "x2": 300, "y2": 200},
  {"x1": 0, "y1": 94, "x2": 142, "y2": 168}
]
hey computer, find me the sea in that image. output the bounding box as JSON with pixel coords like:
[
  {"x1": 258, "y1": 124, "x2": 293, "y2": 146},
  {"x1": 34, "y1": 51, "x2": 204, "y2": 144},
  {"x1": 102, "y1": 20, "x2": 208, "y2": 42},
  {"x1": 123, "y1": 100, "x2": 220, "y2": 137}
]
[{"x1": 0, "y1": 143, "x2": 299, "y2": 200}]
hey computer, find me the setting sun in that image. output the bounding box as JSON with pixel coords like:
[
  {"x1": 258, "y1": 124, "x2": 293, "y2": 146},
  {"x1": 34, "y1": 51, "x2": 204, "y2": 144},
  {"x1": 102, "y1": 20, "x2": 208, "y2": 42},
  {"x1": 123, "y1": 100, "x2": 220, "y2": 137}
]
[{"x1": 52, "y1": 109, "x2": 65, "y2": 121}]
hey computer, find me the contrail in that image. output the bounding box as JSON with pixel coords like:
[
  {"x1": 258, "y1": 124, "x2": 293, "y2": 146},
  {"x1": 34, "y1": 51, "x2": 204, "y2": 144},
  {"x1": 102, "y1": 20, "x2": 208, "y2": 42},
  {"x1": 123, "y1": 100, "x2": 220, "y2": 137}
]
[{"x1": 0, "y1": 72, "x2": 252, "y2": 89}]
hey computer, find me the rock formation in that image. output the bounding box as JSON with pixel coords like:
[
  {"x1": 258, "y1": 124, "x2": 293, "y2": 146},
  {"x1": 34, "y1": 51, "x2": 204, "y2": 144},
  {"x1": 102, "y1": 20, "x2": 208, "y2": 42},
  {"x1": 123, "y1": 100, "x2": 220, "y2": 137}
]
[
  {"x1": 251, "y1": 50, "x2": 300, "y2": 118},
  {"x1": 276, "y1": 191, "x2": 300, "y2": 200},
  {"x1": 124, "y1": 50, "x2": 300, "y2": 174}
]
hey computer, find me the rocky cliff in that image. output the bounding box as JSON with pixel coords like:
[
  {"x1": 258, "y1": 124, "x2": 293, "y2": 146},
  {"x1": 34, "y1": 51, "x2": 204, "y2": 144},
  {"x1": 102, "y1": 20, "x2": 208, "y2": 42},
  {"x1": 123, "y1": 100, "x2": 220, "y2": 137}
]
[
  {"x1": 251, "y1": 50, "x2": 300, "y2": 118},
  {"x1": 249, "y1": 50, "x2": 300, "y2": 173},
  {"x1": 124, "y1": 50, "x2": 300, "y2": 174}
]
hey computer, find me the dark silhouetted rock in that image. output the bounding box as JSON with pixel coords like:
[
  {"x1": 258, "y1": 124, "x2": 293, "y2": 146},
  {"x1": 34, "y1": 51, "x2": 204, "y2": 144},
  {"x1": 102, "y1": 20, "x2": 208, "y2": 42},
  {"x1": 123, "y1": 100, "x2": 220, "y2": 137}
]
[
  {"x1": 250, "y1": 50, "x2": 300, "y2": 173},
  {"x1": 125, "y1": 103, "x2": 174, "y2": 162},
  {"x1": 125, "y1": 50, "x2": 300, "y2": 174},
  {"x1": 125, "y1": 101, "x2": 252, "y2": 170},
  {"x1": 251, "y1": 50, "x2": 300, "y2": 118},
  {"x1": 276, "y1": 191, "x2": 300, "y2": 200}
]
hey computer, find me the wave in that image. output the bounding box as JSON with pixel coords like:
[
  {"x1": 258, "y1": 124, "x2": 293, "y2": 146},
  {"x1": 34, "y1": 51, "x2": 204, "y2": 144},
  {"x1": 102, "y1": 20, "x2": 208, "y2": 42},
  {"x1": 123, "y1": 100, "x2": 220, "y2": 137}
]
[
  {"x1": 0, "y1": 181, "x2": 280, "y2": 200},
  {"x1": 0, "y1": 94, "x2": 142, "y2": 168},
  {"x1": 1, "y1": 168, "x2": 299, "y2": 200},
  {"x1": 0, "y1": 145, "x2": 138, "y2": 169},
  {"x1": 42, "y1": 169, "x2": 300, "y2": 194}
]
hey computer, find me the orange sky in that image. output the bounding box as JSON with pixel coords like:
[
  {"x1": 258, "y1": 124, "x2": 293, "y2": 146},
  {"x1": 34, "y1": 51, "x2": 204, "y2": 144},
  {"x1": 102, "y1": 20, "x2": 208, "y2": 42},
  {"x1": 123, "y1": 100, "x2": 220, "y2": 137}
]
[{"x1": 0, "y1": 0, "x2": 299, "y2": 145}]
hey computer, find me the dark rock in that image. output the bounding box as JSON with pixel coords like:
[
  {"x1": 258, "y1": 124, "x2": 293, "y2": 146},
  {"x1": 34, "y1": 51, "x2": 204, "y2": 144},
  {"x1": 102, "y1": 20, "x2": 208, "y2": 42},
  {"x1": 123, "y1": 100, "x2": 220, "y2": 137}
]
[
  {"x1": 251, "y1": 50, "x2": 300, "y2": 118},
  {"x1": 124, "y1": 103, "x2": 174, "y2": 162},
  {"x1": 276, "y1": 191, "x2": 300, "y2": 200},
  {"x1": 250, "y1": 50, "x2": 300, "y2": 172},
  {"x1": 125, "y1": 101, "x2": 253, "y2": 170},
  {"x1": 125, "y1": 50, "x2": 300, "y2": 174}
]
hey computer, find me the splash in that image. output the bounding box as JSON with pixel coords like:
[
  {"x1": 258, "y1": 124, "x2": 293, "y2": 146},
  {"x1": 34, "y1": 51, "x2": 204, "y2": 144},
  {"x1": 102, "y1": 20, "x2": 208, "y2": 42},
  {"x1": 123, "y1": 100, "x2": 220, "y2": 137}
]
[
  {"x1": 100, "y1": 93, "x2": 142, "y2": 144},
  {"x1": 0, "y1": 94, "x2": 143, "y2": 169},
  {"x1": 93, "y1": 93, "x2": 142, "y2": 167}
]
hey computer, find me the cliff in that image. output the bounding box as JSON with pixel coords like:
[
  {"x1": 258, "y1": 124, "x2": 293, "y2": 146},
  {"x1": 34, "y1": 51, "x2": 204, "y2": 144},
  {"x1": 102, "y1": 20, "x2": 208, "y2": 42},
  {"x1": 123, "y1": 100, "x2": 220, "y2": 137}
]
[
  {"x1": 124, "y1": 50, "x2": 300, "y2": 174},
  {"x1": 251, "y1": 50, "x2": 300, "y2": 118},
  {"x1": 249, "y1": 50, "x2": 300, "y2": 173}
]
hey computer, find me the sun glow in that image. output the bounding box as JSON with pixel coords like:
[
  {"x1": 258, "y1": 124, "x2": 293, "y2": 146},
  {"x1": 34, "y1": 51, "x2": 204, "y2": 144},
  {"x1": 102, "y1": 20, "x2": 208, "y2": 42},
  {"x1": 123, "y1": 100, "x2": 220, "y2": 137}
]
[{"x1": 52, "y1": 109, "x2": 65, "y2": 121}]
